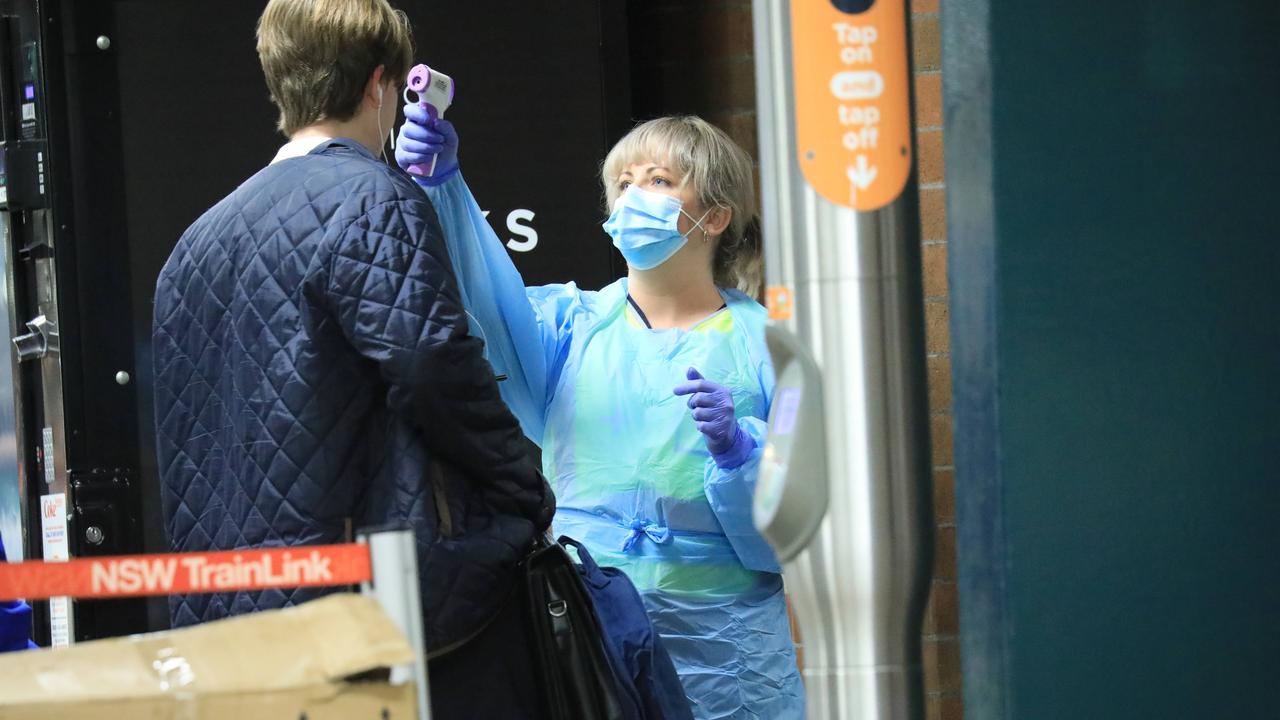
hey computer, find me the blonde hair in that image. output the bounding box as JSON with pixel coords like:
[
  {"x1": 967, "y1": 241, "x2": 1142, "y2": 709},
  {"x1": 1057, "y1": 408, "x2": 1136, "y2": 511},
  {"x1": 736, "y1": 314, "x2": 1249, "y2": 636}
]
[
  {"x1": 257, "y1": 0, "x2": 414, "y2": 136},
  {"x1": 601, "y1": 116, "x2": 764, "y2": 296}
]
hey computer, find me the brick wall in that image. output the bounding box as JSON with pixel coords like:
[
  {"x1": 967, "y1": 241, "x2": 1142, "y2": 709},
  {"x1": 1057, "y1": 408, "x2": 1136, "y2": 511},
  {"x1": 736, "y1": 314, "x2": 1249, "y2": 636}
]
[
  {"x1": 628, "y1": 0, "x2": 758, "y2": 178},
  {"x1": 627, "y1": 1, "x2": 960, "y2": 717},
  {"x1": 910, "y1": 0, "x2": 963, "y2": 714}
]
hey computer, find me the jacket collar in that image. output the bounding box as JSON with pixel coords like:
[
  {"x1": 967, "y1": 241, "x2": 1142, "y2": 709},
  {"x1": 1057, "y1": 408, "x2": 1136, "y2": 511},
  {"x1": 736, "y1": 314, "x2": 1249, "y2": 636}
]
[
  {"x1": 308, "y1": 137, "x2": 381, "y2": 162},
  {"x1": 270, "y1": 136, "x2": 381, "y2": 166}
]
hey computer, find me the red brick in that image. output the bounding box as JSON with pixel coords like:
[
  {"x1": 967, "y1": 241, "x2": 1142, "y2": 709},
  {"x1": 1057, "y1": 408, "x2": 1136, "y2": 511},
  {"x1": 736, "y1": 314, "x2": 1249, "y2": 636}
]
[
  {"x1": 927, "y1": 356, "x2": 952, "y2": 412},
  {"x1": 918, "y1": 130, "x2": 946, "y2": 184},
  {"x1": 912, "y1": 15, "x2": 942, "y2": 72},
  {"x1": 920, "y1": 188, "x2": 948, "y2": 242},
  {"x1": 914, "y1": 72, "x2": 943, "y2": 129},
  {"x1": 925, "y1": 302, "x2": 950, "y2": 354},
  {"x1": 706, "y1": 5, "x2": 755, "y2": 60},
  {"x1": 940, "y1": 694, "x2": 965, "y2": 720},
  {"x1": 929, "y1": 580, "x2": 960, "y2": 635},
  {"x1": 705, "y1": 111, "x2": 759, "y2": 162},
  {"x1": 931, "y1": 413, "x2": 953, "y2": 467},
  {"x1": 933, "y1": 468, "x2": 956, "y2": 523},
  {"x1": 935, "y1": 639, "x2": 963, "y2": 694},
  {"x1": 922, "y1": 579, "x2": 960, "y2": 638},
  {"x1": 921, "y1": 243, "x2": 948, "y2": 299},
  {"x1": 922, "y1": 639, "x2": 941, "y2": 694},
  {"x1": 922, "y1": 588, "x2": 937, "y2": 636},
  {"x1": 934, "y1": 525, "x2": 956, "y2": 581},
  {"x1": 927, "y1": 695, "x2": 944, "y2": 720},
  {"x1": 923, "y1": 639, "x2": 961, "y2": 696},
  {"x1": 929, "y1": 694, "x2": 966, "y2": 720}
]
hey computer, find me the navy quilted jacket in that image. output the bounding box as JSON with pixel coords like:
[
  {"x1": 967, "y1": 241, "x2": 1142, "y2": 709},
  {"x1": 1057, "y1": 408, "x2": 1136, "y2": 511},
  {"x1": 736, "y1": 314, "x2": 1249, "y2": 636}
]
[{"x1": 153, "y1": 139, "x2": 553, "y2": 654}]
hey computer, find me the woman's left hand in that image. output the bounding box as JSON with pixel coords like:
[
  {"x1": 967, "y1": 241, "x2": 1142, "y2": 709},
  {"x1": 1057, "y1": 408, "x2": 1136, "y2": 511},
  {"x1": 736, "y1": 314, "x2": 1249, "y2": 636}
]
[
  {"x1": 395, "y1": 104, "x2": 459, "y2": 186},
  {"x1": 673, "y1": 367, "x2": 756, "y2": 469}
]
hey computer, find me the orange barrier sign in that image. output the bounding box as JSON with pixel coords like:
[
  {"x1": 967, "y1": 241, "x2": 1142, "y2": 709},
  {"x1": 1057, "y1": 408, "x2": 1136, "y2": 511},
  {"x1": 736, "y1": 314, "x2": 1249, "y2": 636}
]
[
  {"x1": 792, "y1": 0, "x2": 913, "y2": 211},
  {"x1": 0, "y1": 544, "x2": 372, "y2": 602}
]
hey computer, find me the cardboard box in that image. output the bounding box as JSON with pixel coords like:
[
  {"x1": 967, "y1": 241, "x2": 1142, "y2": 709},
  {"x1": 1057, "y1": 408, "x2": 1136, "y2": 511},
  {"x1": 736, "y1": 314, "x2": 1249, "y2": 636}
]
[{"x1": 0, "y1": 594, "x2": 418, "y2": 719}]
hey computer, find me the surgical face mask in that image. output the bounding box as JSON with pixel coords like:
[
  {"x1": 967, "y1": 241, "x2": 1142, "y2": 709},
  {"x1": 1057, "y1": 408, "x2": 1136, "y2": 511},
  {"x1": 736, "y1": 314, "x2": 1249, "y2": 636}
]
[{"x1": 602, "y1": 185, "x2": 713, "y2": 270}]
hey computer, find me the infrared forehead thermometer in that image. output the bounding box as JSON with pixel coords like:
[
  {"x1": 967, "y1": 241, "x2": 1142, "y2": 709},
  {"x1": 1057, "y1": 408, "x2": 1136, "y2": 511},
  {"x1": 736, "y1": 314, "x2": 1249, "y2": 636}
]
[{"x1": 403, "y1": 63, "x2": 455, "y2": 177}]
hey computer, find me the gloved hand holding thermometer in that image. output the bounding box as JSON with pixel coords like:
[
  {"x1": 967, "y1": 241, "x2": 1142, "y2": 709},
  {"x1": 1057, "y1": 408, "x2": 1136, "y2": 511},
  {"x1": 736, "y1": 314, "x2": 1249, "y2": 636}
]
[{"x1": 398, "y1": 63, "x2": 456, "y2": 182}]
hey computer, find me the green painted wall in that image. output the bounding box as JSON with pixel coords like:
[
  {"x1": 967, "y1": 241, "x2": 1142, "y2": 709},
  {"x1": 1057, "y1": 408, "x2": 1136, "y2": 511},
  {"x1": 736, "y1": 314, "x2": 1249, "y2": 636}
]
[{"x1": 946, "y1": 1, "x2": 1279, "y2": 717}]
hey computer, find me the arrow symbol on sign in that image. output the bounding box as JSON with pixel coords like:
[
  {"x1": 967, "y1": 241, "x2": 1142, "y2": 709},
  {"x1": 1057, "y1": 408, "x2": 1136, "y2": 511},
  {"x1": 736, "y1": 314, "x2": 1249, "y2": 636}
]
[{"x1": 846, "y1": 155, "x2": 878, "y2": 190}]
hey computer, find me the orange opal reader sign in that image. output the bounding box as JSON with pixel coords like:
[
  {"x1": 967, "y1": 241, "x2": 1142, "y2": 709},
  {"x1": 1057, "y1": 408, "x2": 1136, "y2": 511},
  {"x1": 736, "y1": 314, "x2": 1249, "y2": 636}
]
[{"x1": 792, "y1": 0, "x2": 913, "y2": 211}]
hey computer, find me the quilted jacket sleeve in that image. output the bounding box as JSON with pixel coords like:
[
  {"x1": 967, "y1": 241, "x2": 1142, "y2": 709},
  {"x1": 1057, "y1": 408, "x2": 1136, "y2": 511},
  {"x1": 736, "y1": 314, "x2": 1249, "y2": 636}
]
[{"x1": 321, "y1": 196, "x2": 554, "y2": 528}]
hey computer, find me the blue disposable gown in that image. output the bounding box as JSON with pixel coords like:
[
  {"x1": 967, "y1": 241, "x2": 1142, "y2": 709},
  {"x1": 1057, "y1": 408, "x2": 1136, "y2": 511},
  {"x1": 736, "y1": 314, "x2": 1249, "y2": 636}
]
[{"x1": 424, "y1": 174, "x2": 804, "y2": 719}]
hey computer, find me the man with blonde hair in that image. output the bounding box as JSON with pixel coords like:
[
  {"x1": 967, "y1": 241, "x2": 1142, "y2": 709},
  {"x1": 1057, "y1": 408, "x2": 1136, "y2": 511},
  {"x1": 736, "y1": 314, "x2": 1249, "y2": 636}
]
[{"x1": 153, "y1": 2, "x2": 553, "y2": 716}]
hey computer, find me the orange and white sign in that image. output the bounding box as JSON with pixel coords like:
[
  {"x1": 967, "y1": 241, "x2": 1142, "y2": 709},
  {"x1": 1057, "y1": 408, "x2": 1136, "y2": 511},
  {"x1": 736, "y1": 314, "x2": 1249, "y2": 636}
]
[
  {"x1": 766, "y1": 285, "x2": 795, "y2": 321},
  {"x1": 39, "y1": 493, "x2": 71, "y2": 646},
  {"x1": 0, "y1": 544, "x2": 372, "y2": 602},
  {"x1": 792, "y1": 0, "x2": 913, "y2": 210},
  {"x1": 38, "y1": 494, "x2": 68, "y2": 561}
]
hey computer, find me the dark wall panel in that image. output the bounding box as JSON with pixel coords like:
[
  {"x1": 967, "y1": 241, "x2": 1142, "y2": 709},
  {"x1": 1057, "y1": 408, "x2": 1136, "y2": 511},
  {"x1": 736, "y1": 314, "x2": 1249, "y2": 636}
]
[{"x1": 947, "y1": 1, "x2": 1280, "y2": 717}]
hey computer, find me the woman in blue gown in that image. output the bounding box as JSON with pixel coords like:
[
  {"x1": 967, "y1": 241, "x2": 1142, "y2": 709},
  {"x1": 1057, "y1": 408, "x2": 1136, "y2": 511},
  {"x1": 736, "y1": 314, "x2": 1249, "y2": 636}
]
[{"x1": 397, "y1": 113, "x2": 804, "y2": 719}]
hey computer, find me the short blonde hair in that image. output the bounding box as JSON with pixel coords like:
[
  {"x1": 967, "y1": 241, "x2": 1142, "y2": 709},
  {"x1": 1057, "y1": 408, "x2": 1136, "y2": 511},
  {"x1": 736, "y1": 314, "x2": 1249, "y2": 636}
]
[
  {"x1": 257, "y1": 0, "x2": 414, "y2": 136},
  {"x1": 601, "y1": 116, "x2": 763, "y2": 296}
]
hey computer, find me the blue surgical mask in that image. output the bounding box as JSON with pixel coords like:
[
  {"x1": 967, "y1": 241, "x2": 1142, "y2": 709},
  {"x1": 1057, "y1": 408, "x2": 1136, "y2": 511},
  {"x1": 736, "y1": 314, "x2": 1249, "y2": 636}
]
[{"x1": 602, "y1": 186, "x2": 713, "y2": 270}]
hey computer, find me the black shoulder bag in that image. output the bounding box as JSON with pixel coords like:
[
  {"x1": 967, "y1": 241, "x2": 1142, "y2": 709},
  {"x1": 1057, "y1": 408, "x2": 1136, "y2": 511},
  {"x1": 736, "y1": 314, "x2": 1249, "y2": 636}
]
[{"x1": 523, "y1": 534, "x2": 628, "y2": 720}]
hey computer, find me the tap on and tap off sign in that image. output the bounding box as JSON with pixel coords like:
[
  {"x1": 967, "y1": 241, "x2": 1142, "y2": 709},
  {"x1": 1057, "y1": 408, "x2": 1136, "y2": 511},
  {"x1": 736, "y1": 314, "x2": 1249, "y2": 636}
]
[{"x1": 792, "y1": 0, "x2": 912, "y2": 211}]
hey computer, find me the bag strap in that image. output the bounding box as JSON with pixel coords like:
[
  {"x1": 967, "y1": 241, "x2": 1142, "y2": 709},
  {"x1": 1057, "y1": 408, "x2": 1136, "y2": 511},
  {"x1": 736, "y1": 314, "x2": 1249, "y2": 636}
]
[
  {"x1": 557, "y1": 535, "x2": 602, "y2": 574},
  {"x1": 525, "y1": 534, "x2": 627, "y2": 720}
]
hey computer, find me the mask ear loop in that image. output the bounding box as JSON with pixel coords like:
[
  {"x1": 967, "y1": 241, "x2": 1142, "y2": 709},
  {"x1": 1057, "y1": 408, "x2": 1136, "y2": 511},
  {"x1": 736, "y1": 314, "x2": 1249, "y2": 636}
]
[{"x1": 685, "y1": 204, "x2": 727, "y2": 243}]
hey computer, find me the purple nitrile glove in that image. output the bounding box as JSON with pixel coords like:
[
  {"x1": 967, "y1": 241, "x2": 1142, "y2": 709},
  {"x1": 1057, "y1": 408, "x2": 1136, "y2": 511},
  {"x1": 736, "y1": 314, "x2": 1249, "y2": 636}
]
[
  {"x1": 673, "y1": 367, "x2": 756, "y2": 470},
  {"x1": 395, "y1": 103, "x2": 459, "y2": 187}
]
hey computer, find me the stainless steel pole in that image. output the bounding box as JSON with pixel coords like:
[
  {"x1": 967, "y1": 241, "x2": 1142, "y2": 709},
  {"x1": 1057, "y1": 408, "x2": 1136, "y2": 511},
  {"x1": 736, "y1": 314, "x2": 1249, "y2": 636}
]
[{"x1": 752, "y1": 1, "x2": 934, "y2": 718}]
